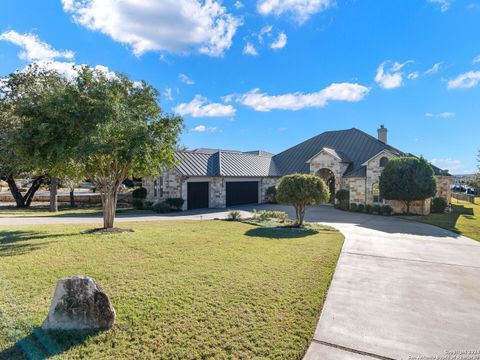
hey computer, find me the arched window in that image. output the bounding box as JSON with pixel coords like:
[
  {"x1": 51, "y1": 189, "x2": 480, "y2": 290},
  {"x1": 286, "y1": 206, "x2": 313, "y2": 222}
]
[
  {"x1": 373, "y1": 183, "x2": 381, "y2": 203},
  {"x1": 379, "y1": 157, "x2": 389, "y2": 167}
]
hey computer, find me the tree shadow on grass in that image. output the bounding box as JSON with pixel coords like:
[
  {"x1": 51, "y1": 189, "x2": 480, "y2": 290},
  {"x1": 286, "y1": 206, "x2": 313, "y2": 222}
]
[
  {"x1": 244, "y1": 227, "x2": 319, "y2": 239},
  {"x1": 0, "y1": 327, "x2": 100, "y2": 360},
  {"x1": 0, "y1": 231, "x2": 75, "y2": 257}
]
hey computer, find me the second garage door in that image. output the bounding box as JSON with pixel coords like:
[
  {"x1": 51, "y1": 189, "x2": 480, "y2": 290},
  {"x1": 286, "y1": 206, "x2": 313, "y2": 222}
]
[{"x1": 226, "y1": 181, "x2": 259, "y2": 207}]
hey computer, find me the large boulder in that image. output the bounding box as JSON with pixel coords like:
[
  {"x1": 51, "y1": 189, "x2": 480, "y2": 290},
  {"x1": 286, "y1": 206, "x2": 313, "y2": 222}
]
[{"x1": 42, "y1": 276, "x2": 115, "y2": 331}]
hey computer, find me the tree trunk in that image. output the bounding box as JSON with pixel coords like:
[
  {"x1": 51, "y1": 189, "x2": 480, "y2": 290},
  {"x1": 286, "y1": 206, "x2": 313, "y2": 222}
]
[
  {"x1": 5, "y1": 175, "x2": 26, "y2": 208},
  {"x1": 50, "y1": 177, "x2": 58, "y2": 212},
  {"x1": 406, "y1": 201, "x2": 411, "y2": 215},
  {"x1": 295, "y1": 205, "x2": 305, "y2": 226},
  {"x1": 69, "y1": 188, "x2": 75, "y2": 207},
  {"x1": 24, "y1": 176, "x2": 44, "y2": 207},
  {"x1": 102, "y1": 190, "x2": 118, "y2": 229}
]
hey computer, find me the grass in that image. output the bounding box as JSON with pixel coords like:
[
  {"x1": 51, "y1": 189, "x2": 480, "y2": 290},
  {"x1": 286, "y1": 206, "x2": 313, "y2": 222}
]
[
  {"x1": 0, "y1": 220, "x2": 343, "y2": 359},
  {"x1": 401, "y1": 197, "x2": 480, "y2": 241},
  {"x1": 0, "y1": 205, "x2": 154, "y2": 218}
]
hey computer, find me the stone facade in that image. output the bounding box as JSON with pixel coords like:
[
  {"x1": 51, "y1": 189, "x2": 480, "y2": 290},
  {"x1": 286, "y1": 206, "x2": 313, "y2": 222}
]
[
  {"x1": 365, "y1": 150, "x2": 397, "y2": 204},
  {"x1": 436, "y1": 175, "x2": 452, "y2": 201},
  {"x1": 308, "y1": 151, "x2": 350, "y2": 195},
  {"x1": 145, "y1": 173, "x2": 281, "y2": 210},
  {"x1": 347, "y1": 177, "x2": 366, "y2": 204}
]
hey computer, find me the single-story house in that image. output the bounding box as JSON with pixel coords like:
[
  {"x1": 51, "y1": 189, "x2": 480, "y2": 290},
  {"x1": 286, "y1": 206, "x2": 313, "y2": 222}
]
[{"x1": 144, "y1": 126, "x2": 452, "y2": 214}]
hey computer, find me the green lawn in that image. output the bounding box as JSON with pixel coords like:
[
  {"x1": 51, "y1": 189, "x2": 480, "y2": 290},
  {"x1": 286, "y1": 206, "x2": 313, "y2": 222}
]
[
  {"x1": 0, "y1": 221, "x2": 343, "y2": 359},
  {"x1": 0, "y1": 205, "x2": 153, "y2": 218},
  {"x1": 401, "y1": 197, "x2": 480, "y2": 241}
]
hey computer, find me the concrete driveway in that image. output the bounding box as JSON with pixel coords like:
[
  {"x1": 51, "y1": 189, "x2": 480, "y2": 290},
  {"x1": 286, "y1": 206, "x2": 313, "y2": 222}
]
[
  {"x1": 246, "y1": 205, "x2": 480, "y2": 360},
  {"x1": 1, "y1": 204, "x2": 479, "y2": 358}
]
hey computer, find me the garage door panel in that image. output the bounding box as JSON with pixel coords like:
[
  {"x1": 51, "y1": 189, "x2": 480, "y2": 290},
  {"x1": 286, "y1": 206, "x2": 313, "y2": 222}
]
[
  {"x1": 226, "y1": 181, "x2": 259, "y2": 207},
  {"x1": 187, "y1": 182, "x2": 209, "y2": 210}
]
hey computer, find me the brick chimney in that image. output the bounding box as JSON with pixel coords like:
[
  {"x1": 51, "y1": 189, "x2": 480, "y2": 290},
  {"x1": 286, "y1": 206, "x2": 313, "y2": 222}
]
[{"x1": 377, "y1": 125, "x2": 387, "y2": 144}]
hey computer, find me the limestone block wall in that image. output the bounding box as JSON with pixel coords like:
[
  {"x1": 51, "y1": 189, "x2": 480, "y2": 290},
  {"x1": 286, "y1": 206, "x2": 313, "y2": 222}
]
[
  {"x1": 348, "y1": 177, "x2": 366, "y2": 204},
  {"x1": 144, "y1": 171, "x2": 183, "y2": 203},
  {"x1": 260, "y1": 177, "x2": 281, "y2": 203},
  {"x1": 435, "y1": 176, "x2": 452, "y2": 202},
  {"x1": 365, "y1": 151, "x2": 396, "y2": 204},
  {"x1": 210, "y1": 177, "x2": 225, "y2": 208},
  {"x1": 387, "y1": 199, "x2": 431, "y2": 215},
  {"x1": 309, "y1": 152, "x2": 349, "y2": 193}
]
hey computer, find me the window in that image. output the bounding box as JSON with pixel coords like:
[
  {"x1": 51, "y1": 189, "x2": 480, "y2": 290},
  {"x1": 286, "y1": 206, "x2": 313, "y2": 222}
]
[
  {"x1": 153, "y1": 180, "x2": 158, "y2": 197},
  {"x1": 379, "y1": 157, "x2": 389, "y2": 167},
  {"x1": 159, "y1": 177, "x2": 164, "y2": 198},
  {"x1": 373, "y1": 183, "x2": 381, "y2": 203}
]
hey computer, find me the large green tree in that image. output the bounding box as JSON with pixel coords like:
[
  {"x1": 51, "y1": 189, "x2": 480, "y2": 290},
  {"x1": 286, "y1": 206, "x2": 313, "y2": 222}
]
[
  {"x1": 276, "y1": 174, "x2": 330, "y2": 226},
  {"x1": 379, "y1": 156, "x2": 436, "y2": 214},
  {"x1": 15, "y1": 66, "x2": 182, "y2": 229},
  {"x1": 0, "y1": 68, "x2": 48, "y2": 207}
]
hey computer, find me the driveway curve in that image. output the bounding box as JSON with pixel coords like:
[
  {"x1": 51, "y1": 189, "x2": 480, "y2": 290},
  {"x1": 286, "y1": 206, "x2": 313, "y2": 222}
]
[{"x1": 1, "y1": 205, "x2": 479, "y2": 359}]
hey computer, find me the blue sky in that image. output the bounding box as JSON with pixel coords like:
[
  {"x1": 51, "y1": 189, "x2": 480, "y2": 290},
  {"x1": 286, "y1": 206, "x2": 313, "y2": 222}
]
[{"x1": 1, "y1": 0, "x2": 479, "y2": 174}]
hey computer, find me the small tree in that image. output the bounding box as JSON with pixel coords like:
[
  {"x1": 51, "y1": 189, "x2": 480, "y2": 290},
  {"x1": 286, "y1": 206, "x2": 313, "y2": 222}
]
[
  {"x1": 276, "y1": 174, "x2": 330, "y2": 226},
  {"x1": 379, "y1": 157, "x2": 436, "y2": 214},
  {"x1": 467, "y1": 150, "x2": 480, "y2": 192}
]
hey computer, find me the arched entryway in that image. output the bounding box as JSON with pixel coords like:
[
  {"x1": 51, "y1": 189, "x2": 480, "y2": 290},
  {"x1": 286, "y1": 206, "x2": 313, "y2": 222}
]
[{"x1": 316, "y1": 168, "x2": 335, "y2": 203}]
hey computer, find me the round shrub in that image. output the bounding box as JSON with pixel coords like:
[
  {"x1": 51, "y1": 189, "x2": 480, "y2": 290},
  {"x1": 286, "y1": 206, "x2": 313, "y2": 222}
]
[
  {"x1": 132, "y1": 198, "x2": 144, "y2": 209},
  {"x1": 166, "y1": 197, "x2": 184, "y2": 210},
  {"x1": 431, "y1": 197, "x2": 448, "y2": 214},
  {"x1": 381, "y1": 205, "x2": 393, "y2": 216},
  {"x1": 265, "y1": 186, "x2": 277, "y2": 203},
  {"x1": 132, "y1": 187, "x2": 147, "y2": 199},
  {"x1": 152, "y1": 201, "x2": 171, "y2": 213},
  {"x1": 365, "y1": 204, "x2": 373, "y2": 214},
  {"x1": 335, "y1": 189, "x2": 350, "y2": 204},
  {"x1": 373, "y1": 204, "x2": 382, "y2": 214},
  {"x1": 357, "y1": 204, "x2": 365, "y2": 213},
  {"x1": 350, "y1": 203, "x2": 358, "y2": 212}
]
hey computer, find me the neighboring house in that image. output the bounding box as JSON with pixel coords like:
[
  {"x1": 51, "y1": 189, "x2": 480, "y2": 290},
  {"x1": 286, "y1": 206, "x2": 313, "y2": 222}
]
[{"x1": 144, "y1": 126, "x2": 452, "y2": 214}]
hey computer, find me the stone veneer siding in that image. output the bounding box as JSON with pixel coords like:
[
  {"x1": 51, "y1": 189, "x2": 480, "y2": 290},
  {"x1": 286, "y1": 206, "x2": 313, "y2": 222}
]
[
  {"x1": 145, "y1": 172, "x2": 281, "y2": 209},
  {"x1": 309, "y1": 151, "x2": 350, "y2": 197}
]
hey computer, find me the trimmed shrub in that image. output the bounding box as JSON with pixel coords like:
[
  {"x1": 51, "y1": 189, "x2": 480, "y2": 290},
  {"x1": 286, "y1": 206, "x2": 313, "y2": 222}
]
[
  {"x1": 335, "y1": 189, "x2": 350, "y2": 204},
  {"x1": 357, "y1": 204, "x2": 365, "y2": 213},
  {"x1": 265, "y1": 186, "x2": 277, "y2": 203},
  {"x1": 431, "y1": 197, "x2": 448, "y2": 214},
  {"x1": 152, "y1": 201, "x2": 171, "y2": 213},
  {"x1": 132, "y1": 198, "x2": 144, "y2": 209},
  {"x1": 132, "y1": 187, "x2": 147, "y2": 199},
  {"x1": 381, "y1": 205, "x2": 393, "y2": 216},
  {"x1": 227, "y1": 210, "x2": 242, "y2": 221},
  {"x1": 365, "y1": 204, "x2": 373, "y2": 214},
  {"x1": 166, "y1": 197, "x2": 184, "y2": 211},
  {"x1": 373, "y1": 204, "x2": 382, "y2": 214},
  {"x1": 350, "y1": 203, "x2": 358, "y2": 212},
  {"x1": 143, "y1": 201, "x2": 154, "y2": 210},
  {"x1": 258, "y1": 210, "x2": 289, "y2": 221}
]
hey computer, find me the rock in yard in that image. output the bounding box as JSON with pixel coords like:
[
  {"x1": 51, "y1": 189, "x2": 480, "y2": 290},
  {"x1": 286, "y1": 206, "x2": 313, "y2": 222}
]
[{"x1": 42, "y1": 275, "x2": 115, "y2": 331}]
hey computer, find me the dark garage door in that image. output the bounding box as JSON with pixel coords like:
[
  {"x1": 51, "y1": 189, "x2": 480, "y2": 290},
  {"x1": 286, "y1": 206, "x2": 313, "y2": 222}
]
[
  {"x1": 226, "y1": 181, "x2": 259, "y2": 207},
  {"x1": 187, "y1": 182, "x2": 209, "y2": 210}
]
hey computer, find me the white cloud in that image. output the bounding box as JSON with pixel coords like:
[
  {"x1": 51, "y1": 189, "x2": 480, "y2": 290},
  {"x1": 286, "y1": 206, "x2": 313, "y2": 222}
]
[
  {"x1": 448, "y1": 71, "x2": 480, "y2": 89},
  {"x1": 425, "y1": 111, "x2": 456, "y2": 118},
  {"x1": 473, "y1": 55, "x2": 480, "y2": 64},
  {"x1": 236, "y1": 82, "x2": 370, "y2": 111},
  {"x1": 424, "y1": 62, "x2": 442, "y2": 75},
  {"x1": 192, "y1": 125, "x2": 219, "y2": 132},
  {"x1": 31, "y1": 60, "x2": 116, "y2": 80},
  {"x1": 0, "y1": 30, "x2": 74, "y2": 62},
  {"x1": 243, "y1": 42, "x2": 258, "y2": 56},
  {"x1": 163, "y1": 87, "x2": 173, "y2": 101},
  {"x1": 234, "y1": 1, "x2": 244, "y2": 9},
  {"x1": 431, "y1": 158, "x2": 473, "y2": 174},
  {"x1": 427, "y1": 0, "x2": 452, "y2": 12},
  {"x1": 179, "y1": 73, "x2": 195, "y2": 85},
  {"x1": 257, "y1": 0, "x2": 335, "y2": 23},
  {"x1": 375, "y1": 61, "x2": 413, "y2": 89},
  {"x1": 407, "y1": 71, "x2": 420, "y2": 80},
  {"x1": 175, "y1": 95, "x2": 236, "y2": 117},
  {"x1": 61, "y1": 0, "x2": 242, "y2": 57},
  {"x1": 270, "y1": 32, "x2": 287, "y2": 49}
]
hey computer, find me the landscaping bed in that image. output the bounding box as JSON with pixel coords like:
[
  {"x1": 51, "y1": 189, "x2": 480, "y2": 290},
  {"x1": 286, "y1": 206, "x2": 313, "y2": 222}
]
[{"x1": 0, "y1": 220, "x2": 343, "y2": 359}]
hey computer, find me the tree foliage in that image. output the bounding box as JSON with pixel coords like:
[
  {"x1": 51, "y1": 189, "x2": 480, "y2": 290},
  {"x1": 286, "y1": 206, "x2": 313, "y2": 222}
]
[
  {"x1": 467, "y1": 150, "x2": 480, "y2": 191},
  {"x1": 379, "y1": 156, "x2": 436, "y2": 214},
  {"x1": 276, "y1": 174, "x2": 330, "y2": 226},
  {"x1": 4, "y1": 65, "x2": 183, "y2": 228}
]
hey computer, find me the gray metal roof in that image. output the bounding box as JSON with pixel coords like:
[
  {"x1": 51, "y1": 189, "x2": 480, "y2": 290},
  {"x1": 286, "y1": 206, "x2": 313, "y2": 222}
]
[
  {"x1": 173, "y1": 150, "x2": 280, "y2": 177},
  {"x1": 173, "y1": 128, "x2": 450, "y2": 178},
  {"x1": 272, "y1": 128, "x2": 404, "y2": 177}
]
